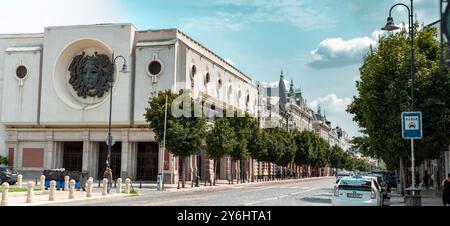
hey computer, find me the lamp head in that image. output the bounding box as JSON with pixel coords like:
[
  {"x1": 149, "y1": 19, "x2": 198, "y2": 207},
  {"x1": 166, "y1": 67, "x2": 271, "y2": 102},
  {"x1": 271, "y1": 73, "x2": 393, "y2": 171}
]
[{"x1": 381, "y1": 16, "x2": 400, "y2": 31}]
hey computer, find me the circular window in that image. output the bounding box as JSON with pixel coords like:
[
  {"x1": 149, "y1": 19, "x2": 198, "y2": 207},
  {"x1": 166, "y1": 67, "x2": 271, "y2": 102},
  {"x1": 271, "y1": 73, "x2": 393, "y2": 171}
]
[
  {"x1": 16, "y1": 65, "x2": 28, "y2": 79},
  {"x1": 148, "y1": 60, "x2": 162, "y2": 76}
]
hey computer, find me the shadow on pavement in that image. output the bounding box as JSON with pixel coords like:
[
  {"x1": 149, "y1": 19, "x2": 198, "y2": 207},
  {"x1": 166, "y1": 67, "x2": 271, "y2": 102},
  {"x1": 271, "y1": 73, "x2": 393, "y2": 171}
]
[{"x1": 300, "y1": 197, "x2": 332, "y2": 204}]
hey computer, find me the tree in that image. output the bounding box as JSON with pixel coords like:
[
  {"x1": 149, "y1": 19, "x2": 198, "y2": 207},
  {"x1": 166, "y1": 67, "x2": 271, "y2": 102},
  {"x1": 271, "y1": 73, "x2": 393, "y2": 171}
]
[
  {"x1": 144, "y1": 90, "x2": 206, "y2": 188},
  {"x1": 206, "y1": 117, "x2": 237, "y2": 185},
  {"x1": 228, "y1": 111, "x2": 252, "y2": 183},
  {"x1": 347, "y1": 26, "x2": 450, "y2": 192}
]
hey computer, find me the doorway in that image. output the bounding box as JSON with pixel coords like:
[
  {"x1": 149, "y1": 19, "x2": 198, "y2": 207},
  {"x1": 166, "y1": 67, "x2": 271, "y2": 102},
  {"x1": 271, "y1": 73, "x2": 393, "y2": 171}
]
[
  {"x1": 62, "y1": 142, "x2": 83, "y2": 172},
  {"x1": 98, "y1": 142, "x2": 122, "y2": 179},
  {"x1": 136, "y1": 142, "x2": 159, "y2": 181}
]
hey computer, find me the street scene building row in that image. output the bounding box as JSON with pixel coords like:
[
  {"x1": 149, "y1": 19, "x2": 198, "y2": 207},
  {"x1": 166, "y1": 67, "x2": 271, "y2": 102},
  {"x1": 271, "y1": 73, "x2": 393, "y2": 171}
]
[{"x1": 0, "y1": 23, "x2": 362, "y2": 183}]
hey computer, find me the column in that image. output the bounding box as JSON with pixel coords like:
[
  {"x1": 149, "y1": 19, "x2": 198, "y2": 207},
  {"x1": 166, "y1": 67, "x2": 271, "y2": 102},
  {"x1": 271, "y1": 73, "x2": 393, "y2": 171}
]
[
  {"x1": 82, "y1": 130, "x2": 90, "y2": 172},
  {"x1": 88, "y1": 142, "x2": 98, "y2": 178},
  {"x1": 45, "y1": 130, "x2": 54, "y2": 169},
  {"x1": 121, "y1": 130, "x2": 129, "y2": 179},
  {"x1": 128, "y1": 143, "x2": 137, "y2": 179}
]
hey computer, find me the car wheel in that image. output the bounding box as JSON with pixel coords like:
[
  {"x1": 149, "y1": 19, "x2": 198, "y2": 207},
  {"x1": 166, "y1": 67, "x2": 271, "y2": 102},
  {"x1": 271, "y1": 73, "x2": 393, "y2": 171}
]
[
  {"x1": 8, "y1": 181, "x2": 16, "y2": 185},
  {"x1": 0, "y1": 177, "x2": 3, "y2": 185}
]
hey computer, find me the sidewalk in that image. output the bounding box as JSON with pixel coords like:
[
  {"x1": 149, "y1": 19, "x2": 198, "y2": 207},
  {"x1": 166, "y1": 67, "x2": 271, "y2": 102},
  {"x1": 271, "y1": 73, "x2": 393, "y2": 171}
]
[
  {"x1": 1, "y1": 185, "x2": 129, "y2": 206},
  {"x1": 390, "y1": 187, "x2": 443, "y2": 206}
]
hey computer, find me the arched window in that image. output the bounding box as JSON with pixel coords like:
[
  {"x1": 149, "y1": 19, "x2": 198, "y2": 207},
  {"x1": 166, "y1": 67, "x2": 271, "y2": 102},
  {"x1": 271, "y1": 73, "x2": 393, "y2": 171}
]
[
  {"x1": 217, "y1": 78, "x2": 222, "y2": 97},
  {"x1": 190, "y1": 65, "x2": 197, "y2": 89}
]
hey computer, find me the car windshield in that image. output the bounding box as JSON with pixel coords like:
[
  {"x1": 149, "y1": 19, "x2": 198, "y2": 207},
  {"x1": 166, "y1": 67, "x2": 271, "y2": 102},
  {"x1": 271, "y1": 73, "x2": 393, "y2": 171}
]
[
  {"x1": 339, "y1": 178, "x2": 372, "y2": 191},
  {"x1": 0, "y1": 167, "x2": 11, "y2": 173}
]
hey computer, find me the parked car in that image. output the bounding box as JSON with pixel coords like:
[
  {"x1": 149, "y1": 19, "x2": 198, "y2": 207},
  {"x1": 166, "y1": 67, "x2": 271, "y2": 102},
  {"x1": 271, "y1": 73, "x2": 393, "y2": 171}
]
[
  {"x1": 371, "y1": 170, "x2": 397, "y2": 192},
  {"x1": 0, "y1": 166, "x2": 18, "y2": 185},
  {"x1": 332, "y1": 175, "x2": 383, "y2": 206}
]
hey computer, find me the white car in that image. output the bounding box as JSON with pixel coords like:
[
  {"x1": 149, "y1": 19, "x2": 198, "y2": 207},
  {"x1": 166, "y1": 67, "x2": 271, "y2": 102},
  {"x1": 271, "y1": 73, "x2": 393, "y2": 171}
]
[{"x1": 332, "y1": 176, "x2": 383, "y2": 206}]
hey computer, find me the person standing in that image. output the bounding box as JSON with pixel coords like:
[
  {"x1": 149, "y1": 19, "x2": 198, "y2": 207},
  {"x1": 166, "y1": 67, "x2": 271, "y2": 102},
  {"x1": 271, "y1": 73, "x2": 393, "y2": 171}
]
[
  {"x1": 442, "y1": 173, "x2": 450, "y2": 206},
  {"x1": 423, "y1": 170, "x2": 430, "y2": 190}
]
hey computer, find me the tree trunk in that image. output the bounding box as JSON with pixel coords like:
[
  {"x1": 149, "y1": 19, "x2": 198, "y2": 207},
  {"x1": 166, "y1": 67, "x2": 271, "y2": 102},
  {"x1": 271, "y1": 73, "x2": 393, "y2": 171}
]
[
  {"x1": 400, "y1": 157, "x2": 405, "y2": 196},
  {"x1": 214, "y1": 158, "x2": 217, "y2": 186},
  {"x1": 231, "y1": 160, "x2": 234, "y2": 184},
  {"x1": 236, "y1": 160, "x2": 240, "y2": 184},
  {"x1": 181, "y1": 157, "x2": 186, "y2": 188}
]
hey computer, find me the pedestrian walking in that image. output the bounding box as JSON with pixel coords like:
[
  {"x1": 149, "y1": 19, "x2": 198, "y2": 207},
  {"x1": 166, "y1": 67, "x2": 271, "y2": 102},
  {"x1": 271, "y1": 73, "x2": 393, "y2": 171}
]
[
  {"x1": 442, "y1": 173, "x2": 450, "y2": 206},
  {"x1": 423, "y1": 170, "x2": 430, "y2": 190}
]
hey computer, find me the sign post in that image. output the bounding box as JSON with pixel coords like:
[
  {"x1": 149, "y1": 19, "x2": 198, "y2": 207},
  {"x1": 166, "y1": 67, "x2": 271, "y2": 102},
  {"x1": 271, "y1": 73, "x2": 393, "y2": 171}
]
[{"x1": 402, "y1": 112, "x2": 423, "y2": 190}]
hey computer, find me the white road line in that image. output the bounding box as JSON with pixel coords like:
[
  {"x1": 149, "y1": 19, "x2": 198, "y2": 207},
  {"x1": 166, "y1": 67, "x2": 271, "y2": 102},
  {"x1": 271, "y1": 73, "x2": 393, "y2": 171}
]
[{"x1": 246, "y1": 188, "x2": 319, "y2": 205}]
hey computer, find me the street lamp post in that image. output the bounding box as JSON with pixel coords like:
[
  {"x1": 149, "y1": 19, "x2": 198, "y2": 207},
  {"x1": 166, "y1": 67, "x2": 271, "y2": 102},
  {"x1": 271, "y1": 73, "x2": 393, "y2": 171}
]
[
  {"x1": 105, "y1": 53, "x2": 127, "y2": 194},
  {"x1": 381, "y1": 0, "x2": 416, "y2": 189}
]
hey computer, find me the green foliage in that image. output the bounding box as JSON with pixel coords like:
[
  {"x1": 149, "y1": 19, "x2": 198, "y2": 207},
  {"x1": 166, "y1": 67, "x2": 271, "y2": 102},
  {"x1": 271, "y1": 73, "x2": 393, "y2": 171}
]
[
  {"x1": 0, "y1": 155, "x2": 7, "y2": 165},
  {"x1": 206, "y1": 117, "x2": 237, "y2": 160},
  {"x1": 144, "y1": 90, "x2": 207, "y2": 159},
  {"x1": 293, "y1": 130, "x2": 314, "y2": 166},
  {"x1": 228, "y1": 111, "x2": 253, "y2": 161},
  {"x1": 347, "y1": 26, "x2": 450, "y2": 169}
]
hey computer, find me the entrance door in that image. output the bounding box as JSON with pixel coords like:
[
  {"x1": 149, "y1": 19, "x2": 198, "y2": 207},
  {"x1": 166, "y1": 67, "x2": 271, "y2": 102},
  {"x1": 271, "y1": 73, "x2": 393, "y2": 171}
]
[
  {"x1": 98, "y1": 143, "x2": 122, "y2": 179},
  {"x1": 136, "y1": 142, "x2": 158, "y2": 181},
  {"x1": 63, "y1": 142, "x2": 83, "y2": 172}
]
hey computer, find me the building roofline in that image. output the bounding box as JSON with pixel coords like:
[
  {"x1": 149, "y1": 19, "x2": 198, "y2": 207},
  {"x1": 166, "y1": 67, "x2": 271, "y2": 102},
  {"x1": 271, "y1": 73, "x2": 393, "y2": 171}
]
[
  {"x1": 176, "y1": 29, "x2": 252, "y2": 83},
  {"x1": 0, "y1": 33, "x2": 44, "y2": 39},
  {"x1": 44, "y1": 23, "x2": 136, "y2": 31}
]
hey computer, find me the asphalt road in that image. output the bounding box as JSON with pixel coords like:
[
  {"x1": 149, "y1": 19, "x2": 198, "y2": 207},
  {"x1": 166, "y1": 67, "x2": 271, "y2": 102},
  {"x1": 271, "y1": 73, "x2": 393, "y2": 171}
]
[{"x1": 42, "y1": 177, "x2": 335, "y2": 206}]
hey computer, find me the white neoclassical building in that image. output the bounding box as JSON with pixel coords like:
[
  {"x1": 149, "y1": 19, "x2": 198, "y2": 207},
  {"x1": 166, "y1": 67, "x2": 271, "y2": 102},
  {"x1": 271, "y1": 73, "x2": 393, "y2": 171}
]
[{"x1": 0, "y1": 23, "x2": 258, "y2": 182}]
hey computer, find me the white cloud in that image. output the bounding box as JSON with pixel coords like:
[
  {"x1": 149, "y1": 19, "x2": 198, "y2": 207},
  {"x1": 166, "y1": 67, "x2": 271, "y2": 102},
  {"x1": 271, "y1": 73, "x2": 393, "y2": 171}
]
[
  {"x1": 308, "y1": 37, "x2": 376, "y2": 69},
  {"x1": 309, "y1": 94, "x2": 358, "y2": 136},
  {"x1": 0, "y1": 0, "x2": 127, "y2": 34},
  {"x1": 181, "y1": 0, "x2": 336, "y2": 31},
  {"x1": 310, "y1": 94, "x2": 352, "y2": 115}
]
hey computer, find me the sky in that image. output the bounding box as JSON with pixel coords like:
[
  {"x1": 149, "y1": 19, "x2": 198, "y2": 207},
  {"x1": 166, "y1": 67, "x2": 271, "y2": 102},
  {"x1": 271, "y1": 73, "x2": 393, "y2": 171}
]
[{"x1": 0, "y1": 0, "x2": 441, "y2": 138}]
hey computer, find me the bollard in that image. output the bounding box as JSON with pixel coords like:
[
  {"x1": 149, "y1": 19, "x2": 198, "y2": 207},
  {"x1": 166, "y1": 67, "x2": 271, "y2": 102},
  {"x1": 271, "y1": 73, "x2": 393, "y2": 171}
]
[
  {"x1": 125, "y1": 178, "x2": 131, "y2": 194},
  {"x1": 26, "y1": 182, "x2": 35, "y2": 203},
  {"x1": 98, "y1": 176, "x2": 101, "y2": 188},
  {"x1": 86, "y1": 179, "x2": 93, "y2": 198},
  {"x1": 69, "y1": 179, "x2": 75, "y2": 199},
  {"x1": 17, "y1": 174, "x2": 23, "y2": 188},
  {"x1": 117, "y1": 178, "x2": 122, "y2": 194},
  {"x1": 64, "y1": 176, "x2": 70, "y2": 191},
  {"x1": 102, "y1": 179, "x2": 107, "y2": 196},
  {"x1": 49, "y1": 180, "x2": 56, "y2": 201},
  {"x1": 1, "y1": 182, "x2": 9, "y2": 206},
  {"x1": 40, "y1": 175, "x2": 46, "y2": 191}
]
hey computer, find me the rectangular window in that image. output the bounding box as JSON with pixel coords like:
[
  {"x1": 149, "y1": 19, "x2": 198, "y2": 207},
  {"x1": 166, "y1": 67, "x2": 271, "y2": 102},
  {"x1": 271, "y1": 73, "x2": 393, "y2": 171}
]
[{"x1": 22, "y1": 148, "x2": 44, "y2": 168}]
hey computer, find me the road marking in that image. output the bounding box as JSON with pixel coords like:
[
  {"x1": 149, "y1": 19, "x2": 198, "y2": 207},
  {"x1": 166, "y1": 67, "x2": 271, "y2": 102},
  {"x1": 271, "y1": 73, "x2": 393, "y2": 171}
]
[{"x1": 245, "y1": 189, "x2": 318, "y2": 206}]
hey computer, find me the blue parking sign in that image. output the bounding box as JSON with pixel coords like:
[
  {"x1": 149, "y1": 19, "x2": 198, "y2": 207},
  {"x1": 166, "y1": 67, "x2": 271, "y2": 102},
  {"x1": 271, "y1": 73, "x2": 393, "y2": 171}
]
[{"x1": 402, "y1": 112, "x2": 422, "y2": 139}]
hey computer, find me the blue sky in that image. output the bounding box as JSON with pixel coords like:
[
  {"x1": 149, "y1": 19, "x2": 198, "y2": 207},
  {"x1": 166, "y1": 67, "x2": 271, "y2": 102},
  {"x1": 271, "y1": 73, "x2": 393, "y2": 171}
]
[{"x1": 0, "y1": 0, "x2": 440, "y2": 137}]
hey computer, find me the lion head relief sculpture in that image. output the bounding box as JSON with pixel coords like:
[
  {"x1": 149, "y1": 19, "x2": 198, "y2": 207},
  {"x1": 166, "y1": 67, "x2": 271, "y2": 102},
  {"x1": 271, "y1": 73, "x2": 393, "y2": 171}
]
[{"x1": 68, "y1": 51, "x2": 114, "y2": 99}]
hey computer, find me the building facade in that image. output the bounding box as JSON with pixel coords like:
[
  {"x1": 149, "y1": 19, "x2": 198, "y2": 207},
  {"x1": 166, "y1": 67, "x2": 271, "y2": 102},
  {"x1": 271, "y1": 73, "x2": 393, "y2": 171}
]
[{"x1": 0, "y1": 23, "x2": 257, "y2": 182}]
